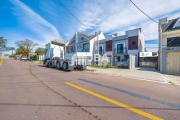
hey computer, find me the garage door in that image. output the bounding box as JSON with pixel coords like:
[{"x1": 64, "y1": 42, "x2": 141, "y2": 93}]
[{"x1": 166, "y1": 52, "x2": 180, "y2": 74}]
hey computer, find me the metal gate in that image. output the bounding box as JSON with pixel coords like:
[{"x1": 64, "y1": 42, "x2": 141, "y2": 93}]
[
  {"x1": 166, "y1": 52, "x2": 180, "y2": 74},
  {"x1": 139, "y1": 57, "x2": 158, "y2": 68}
]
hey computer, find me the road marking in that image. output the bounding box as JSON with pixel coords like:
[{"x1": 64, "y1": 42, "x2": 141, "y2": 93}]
[
  {"x1": 78, "y1": 78, "x2": 180, "y2": 110},
  {"x1": 0, "y1": 58, "x2": 2, "y2": 66},
  {"x1": 23, "y1": 66, "x2": 29, "y2": 69},
  {"x1": 65, "y1": 82, "x2": 163, "y2": 120}
]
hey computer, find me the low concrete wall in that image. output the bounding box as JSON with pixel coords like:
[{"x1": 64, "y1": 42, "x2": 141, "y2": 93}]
[{"x1": 129, "y1": 54, "x2": 136, "y2": 69}]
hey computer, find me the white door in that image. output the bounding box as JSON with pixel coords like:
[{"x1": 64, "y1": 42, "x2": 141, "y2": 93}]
[{"x1": 166, "y1": 52, "x2": 180, "y2": 74}]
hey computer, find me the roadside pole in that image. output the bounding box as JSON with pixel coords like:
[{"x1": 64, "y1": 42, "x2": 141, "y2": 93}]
[{"x1": 158, "y1": 21, "x2": 162, "y2": 71}]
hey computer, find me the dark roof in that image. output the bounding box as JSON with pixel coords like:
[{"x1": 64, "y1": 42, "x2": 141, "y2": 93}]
[
  {"x1": 67, "y1": 32, "x2": 96, "y2": 46},
  {"x1": 51, "y1": 39, "x2": 65, "y2": 46},
  {"x1": 78, "y1": 32, "x2": 96, "y2": 40},
  {"x1": 161, "y1": 17, "x2": 180, "y2": 33}
]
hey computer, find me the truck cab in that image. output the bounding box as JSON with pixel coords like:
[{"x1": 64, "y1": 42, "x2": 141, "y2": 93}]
[{"x1": 43, "y1": 40, "x2": 78, "y2": 71}]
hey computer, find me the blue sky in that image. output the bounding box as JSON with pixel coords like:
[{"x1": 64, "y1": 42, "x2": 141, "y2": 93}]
[{"x1": 1, "y1": 0, "x2": 180, "y2": 53}]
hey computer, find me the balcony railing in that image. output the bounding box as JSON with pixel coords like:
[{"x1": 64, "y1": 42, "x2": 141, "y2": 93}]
[
  {"x1": 78, "y1": 49, "x2": 89, "y2": 52},
  {"x1": 95, "y1": 50, "x2": 104, "y2": 55},
  {"x1": 66, "y1": 49, "x2": 75, "y2": 53},
  {"x1": 114, "y1": 48, "x2": 123, "y2": 54},
  {"x1": 82, "y1": 49, "x2": 89, "y2": 52}
]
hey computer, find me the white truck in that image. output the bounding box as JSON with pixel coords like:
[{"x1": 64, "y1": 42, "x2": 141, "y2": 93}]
[{"x1": 44, "y1": 40, "x2": 86, "y2": 71}]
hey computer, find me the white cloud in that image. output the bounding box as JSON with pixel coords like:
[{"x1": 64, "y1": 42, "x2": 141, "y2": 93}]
[
  {"x1": 75, "y1": 0, "x2": 180, "y2": 39},
  {"x1": 64, "y1": 34, "x2": 69, "y2": 36},
  {"x1": 10, "y1": 0, "x2": 62, "y2": 44}
]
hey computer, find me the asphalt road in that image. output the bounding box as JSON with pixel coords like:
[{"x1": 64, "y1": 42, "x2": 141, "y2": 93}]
[{"x1": 0, "y1": 59, "x2": 180, "y2": 120}]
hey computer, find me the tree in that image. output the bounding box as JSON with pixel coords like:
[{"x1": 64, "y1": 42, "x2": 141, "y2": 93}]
[
  {"x1": 35, "y1": 47, "x2": 45, "y2": 55},
  {"x1": 0, "y1": 37, "x2": 8, "y2": 51},
  {"x1": 45, "y1": 43, "x2": 50, "y2": 47},
  {"x1": 9, "y1": 47, "x2": 15, "y2": 55},
  {"x1": 16, "y1": 47, "x2": 28, "y2": 55},
  {"x1": 15, "y1": 39, "x2": 38, "y2": 58}
]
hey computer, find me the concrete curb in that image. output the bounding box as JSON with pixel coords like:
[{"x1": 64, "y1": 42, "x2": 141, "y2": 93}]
[{"x1": 88, "y1": 70, "x2": 168, "y2": 84}]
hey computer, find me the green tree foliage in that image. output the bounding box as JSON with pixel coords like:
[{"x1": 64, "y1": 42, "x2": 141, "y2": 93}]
[
  {"x1": 9, "y1": 47, "x2": 15, "y2": 55},
  {"x1": 45, "y1": 43, "x2": 50, "y2": 47},
  {"x1": 15, "y1": 39, "x2": 38, "y2": 58},
  {"x1": 35, "y1": 47, "x2": 45, "y2": 55},
  {"x1": 16, "y1": 47, "x2": 28, "y2": 55},
  {"x1": 0, "y1": 37, "x2": 8, "y2": 51},
  {"x1": 30, "y1": 55, "x2": 38, "y2": 61}
]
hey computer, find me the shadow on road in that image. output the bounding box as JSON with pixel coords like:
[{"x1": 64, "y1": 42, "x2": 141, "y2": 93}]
[{"x1": 0, "y1": 103, "x2": 179, "y2": 111}]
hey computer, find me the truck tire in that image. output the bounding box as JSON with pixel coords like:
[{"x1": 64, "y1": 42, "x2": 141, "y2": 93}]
[
  {"x1": 56, "y1": 62, "x2": 61, "y2": 70},
  {"x1": 62, "y1": 62, "x2": 68, "y2": 71},
  {"x1": 45, "y1": 61, "x2": 49, "y2": 67}
]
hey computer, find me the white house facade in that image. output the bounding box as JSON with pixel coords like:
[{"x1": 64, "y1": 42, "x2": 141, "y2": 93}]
[{"x1": 159, "y1": 17, "x2": 180, "y2": 74}]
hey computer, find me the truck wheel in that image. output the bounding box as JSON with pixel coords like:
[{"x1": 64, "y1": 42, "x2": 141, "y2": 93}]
[
  {"x1": 62, "y1": 63, "x2": 67, "y2": 71},
  {"x1": 56, "y1": 62, "x2": 60, "y2": 70},
  {"x1": 80, "y1": 66, "x2": 83, "y2": 71},
  {"x1": 45, "y1": 61, "x2": 49, "y2": 67}
]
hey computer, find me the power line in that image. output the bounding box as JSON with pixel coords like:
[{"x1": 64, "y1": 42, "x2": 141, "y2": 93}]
[
  {"x1": 57, "y1": 0, "x2": 92, "y2": 32},
  {"x1": 130, "y1": 0, "x2": 158, "y2": 23}
]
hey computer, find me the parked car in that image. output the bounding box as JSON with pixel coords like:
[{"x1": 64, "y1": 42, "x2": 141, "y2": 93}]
[
  {"x1": 20, "y1": 56, "x2": 28, "y2": 61},
  {"x1": 118, "y1": 59, "x2": 129, "y2": 68}
]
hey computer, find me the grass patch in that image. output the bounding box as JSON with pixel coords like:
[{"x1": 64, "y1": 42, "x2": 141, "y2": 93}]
[
  {"x1": 38, "y1": 60, "x2": 44, "y2": 64},
  {"x1": 169, "y1": 81, "x2": 175, "y2": 85}
]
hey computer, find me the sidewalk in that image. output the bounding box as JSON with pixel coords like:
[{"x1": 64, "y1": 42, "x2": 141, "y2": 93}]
[
  {"x1": 164, "y1": 74, "x2": 180, "y2": 86},
  {"x1": 86, "y1": 66, "x2": 180, "y2": 85}
]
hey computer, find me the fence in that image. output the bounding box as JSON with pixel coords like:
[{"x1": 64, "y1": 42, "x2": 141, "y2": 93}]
[{"x1": 39, "y1": 55, "x2": 45, "y2": 61}]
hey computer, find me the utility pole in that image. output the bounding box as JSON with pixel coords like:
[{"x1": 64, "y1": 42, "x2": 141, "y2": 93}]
[{"x1": 158, "y1": 20, "x2": 162, "y2": 71}]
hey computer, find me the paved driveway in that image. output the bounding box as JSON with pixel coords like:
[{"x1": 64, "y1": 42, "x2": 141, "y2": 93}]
[{"x1": 86, "y1": 66, "x2": 167, "y2": 83}]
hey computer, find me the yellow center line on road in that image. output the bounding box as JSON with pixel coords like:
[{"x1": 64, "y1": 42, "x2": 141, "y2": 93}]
[
  {"x1": 0, "y1": 58, "x2": 2, "y2": 66},
  {"x1": 23, "y1": 66, "x2": 29, "y2": 69},
  {"x1": 65, "y1": 82, "x2": 163, "y2": 120}
]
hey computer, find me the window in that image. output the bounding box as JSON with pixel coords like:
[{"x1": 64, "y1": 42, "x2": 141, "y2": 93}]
[
  {"x1": 117, "y1": 44, "x2": 123, "y2": 53},
  {"x1": 83, "y1": 44, "x2": 89, "y2": 52},
  {"x1": 99, "y1": 46, "x2": 103, "y2": 54},
  {"x1": 167, "y1": 37, "x2": 180, "y2": 47},
  {"x1": 132, "y1": 42, "x2": 136, "y2": 45},
  {"x1": 108, "y1": 45, "x2": 110, "y2": 48},
  {"x1": 81, "y1": 37, "x2": 84, "y2": 40}
]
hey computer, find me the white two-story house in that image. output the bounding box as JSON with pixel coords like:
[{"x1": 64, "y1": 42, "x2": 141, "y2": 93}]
[
  {"x1": 65, "y1": 32, "x2": 105, "y2": 65},
  {"x1": 98, "y1": 28, "x2": 144, "y2": 66}
]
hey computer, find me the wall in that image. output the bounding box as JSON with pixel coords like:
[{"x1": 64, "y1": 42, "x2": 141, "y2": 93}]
[
  {"x1": 129, "y1": 54, "x2": 136, "y2": 69},
  {"x1": 161, "y1": 47, "x2": 180, "y2": 73},
  {"x1": 162, "y1": 31, "x2": 180, "y2": 48},
  {"x1": 113, "y1": 54, "x2": 125, "y2": 66},
  {"x1": 138, "y1": 29, "x2": 145, "y2": 52},
  {"x1": 126, "y1": 28, "x2": 139, "y2": 37},
  {"x1": 39, "y1": 55, "x2": 45, "y2": 61},
  {"x1": 113, "y1": 35, "x2": 128, "y2": 51},
  {"x1": 160, "y1": 30, "x2": 180, "y2": 73},
  {"x1": 106, "y1": 40, "x2": 112, "y2": 51},
  {"x1": 128, "y1": 36, "x2": 138, "y2": 50}
]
